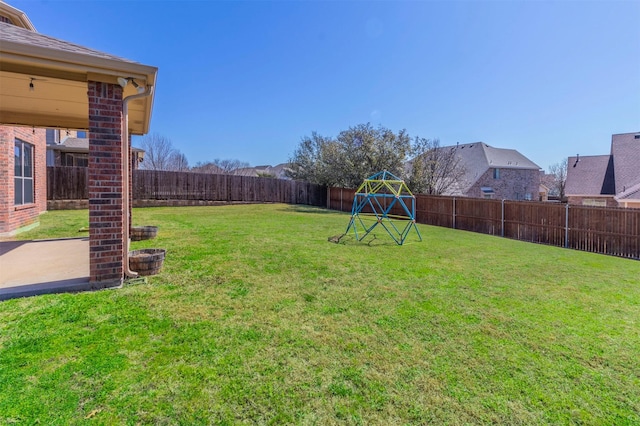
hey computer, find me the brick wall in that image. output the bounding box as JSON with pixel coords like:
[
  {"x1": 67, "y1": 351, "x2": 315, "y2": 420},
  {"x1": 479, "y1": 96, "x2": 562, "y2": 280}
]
[
  {"x1": 87, "y1": 81, "x2": 124, "y2": 286},
  {"x1": 0, "y1": 126, "x2": 47, "y2": 236},
  {"x1": 468, "y1": 168, "x2": 540, "y2": 201},
  {"x1": 567, "y1": 195, "x2": 618, "y2": 208}
]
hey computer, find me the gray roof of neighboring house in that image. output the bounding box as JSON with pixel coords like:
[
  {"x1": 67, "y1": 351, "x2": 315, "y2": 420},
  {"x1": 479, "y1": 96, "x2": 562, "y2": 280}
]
[
  {"x1": 565, "y1": 155, "x2": 615, "y2": 196},
  {"x1": 233, "y1": 163, "x2": 292, "y2": 179},
  {"x1": 615, "y1": 182, "x2": 640, "y2": 201},
  {"x1": 47, "y1": 137, "x2": 143, "y2": 153},
  {"x1": 610, "y1": 132, "x2": 640, "y2": 195},
  {"x1": 564, "y1": 132, "x2": 640, "y2": 198},
  {"x1": 540, "y1": 172, "x2": 556, "y2": 189},
  {"x1": 444, "y1": 142, "x2": 540, "y2": 193},
  {"x1": 0, "y1": 21, "x2": 136, "y2": 63}
]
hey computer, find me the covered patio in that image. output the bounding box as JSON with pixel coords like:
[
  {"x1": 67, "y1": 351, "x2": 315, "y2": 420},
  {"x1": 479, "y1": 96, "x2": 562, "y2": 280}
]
[
  {"x1": 0, "y1": 2, "x2": 158, "y2": 298},
  {"x1": 0, "y1": 238, "x2": 89, "y2": 300}
]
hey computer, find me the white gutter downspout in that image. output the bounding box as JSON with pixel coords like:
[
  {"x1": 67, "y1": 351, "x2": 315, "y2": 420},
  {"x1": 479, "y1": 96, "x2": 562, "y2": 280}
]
[{"x1": 122, "y1": 85, "x2": 154, "y2": 278}]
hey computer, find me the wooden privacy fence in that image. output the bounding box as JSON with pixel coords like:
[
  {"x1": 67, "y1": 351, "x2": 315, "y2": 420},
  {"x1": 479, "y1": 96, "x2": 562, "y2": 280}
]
[
  {"x1": 47, "y1": 166, "x2": 88, "y2": 200},
  {"x1": 46, "y1": 167, "x2": 639, "y2": 259},
  {"x1": 47, "y1": 167, "x2": 326, "y2": 207},
  {"x1": 328, "y1": 187, "x2": 640, "y2": 260}
]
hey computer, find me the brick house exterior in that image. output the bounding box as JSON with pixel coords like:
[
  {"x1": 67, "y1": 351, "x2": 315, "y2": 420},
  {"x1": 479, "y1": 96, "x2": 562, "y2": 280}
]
[
  {"x1": 466, "y1": 167, "x2": 541, "y2": 201},
  {"x1": 0, "y1": 126, "x2": 47, "y2": 236},
  {"x1": 420, "y1": 142, "x2": 541, "y2": 201},
  {"x1": 1, "y1": 1, "x2": 157, "y2": 287},
  {"x1": 566, "y1": 132, "x2": 640, "y2": 208}
]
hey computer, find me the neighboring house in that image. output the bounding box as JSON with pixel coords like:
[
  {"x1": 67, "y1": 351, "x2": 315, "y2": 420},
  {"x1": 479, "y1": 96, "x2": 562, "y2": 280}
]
[
  {"x1": 46, "y1": 129, "x2": 144, "y2": 168},
  {"x1": 565, "y1": 132, "x2": 640, "y2": 208},
  {"x1": 234, "y1": 163, "x2": 292, "y2": 179},
  {"x1": 540, "y1": 172, "x2": 560, "y2": 200},
  {"x1": 539, "y1": 183, "x2": 550, "y2": 202},
  {"x1": 416, "y1": 142, "x2": 541, "y2": 200}
]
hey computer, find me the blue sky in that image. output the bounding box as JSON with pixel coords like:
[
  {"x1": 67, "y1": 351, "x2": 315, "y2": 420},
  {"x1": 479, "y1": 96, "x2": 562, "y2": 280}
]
[{"x1": 12, "y1": 0, "x2": 640, "y2": 171}]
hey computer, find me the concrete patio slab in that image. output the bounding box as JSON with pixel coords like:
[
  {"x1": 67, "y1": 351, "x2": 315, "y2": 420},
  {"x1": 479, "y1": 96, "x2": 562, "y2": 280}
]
[{"x1": 0, "y1": 238, "x2": 91, "y2": 301}]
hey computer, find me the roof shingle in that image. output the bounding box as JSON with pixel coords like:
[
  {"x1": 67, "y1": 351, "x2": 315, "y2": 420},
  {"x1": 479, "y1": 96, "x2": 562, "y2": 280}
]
[
  {"x1": 0, "y1": 21, "x2": 137, "y2": 63},
  {"x1": 611, "y1": 132, "x2": 640, "y2": 195},
  {"x1": 565, "y1": 155, "x2": 615, "y2": 195}
]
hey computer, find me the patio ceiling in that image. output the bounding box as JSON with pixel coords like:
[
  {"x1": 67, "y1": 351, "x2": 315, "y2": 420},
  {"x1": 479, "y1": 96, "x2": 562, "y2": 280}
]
[{"x1": 0, "y1": 15, "x2": 157, "y2": 134}]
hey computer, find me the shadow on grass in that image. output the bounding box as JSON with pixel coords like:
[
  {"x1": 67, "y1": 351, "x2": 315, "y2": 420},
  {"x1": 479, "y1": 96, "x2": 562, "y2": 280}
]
[
  {"x1": 328, "y1": 233, "x2": 415, "y2": 247},
  {"x1": 285, "y1": 204, "x2": 348, "y2": 215}
]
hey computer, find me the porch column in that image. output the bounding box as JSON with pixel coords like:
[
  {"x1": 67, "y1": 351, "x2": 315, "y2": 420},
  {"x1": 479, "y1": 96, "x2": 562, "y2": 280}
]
[{"x1": 88, "y1": 81, "x2": 125, "y2": 286}]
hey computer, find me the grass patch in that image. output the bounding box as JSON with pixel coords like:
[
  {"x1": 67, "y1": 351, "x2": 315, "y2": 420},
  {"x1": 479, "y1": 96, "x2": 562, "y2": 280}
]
[{"x1": 2, "y1": 204, "x2": 640, "y2": 424}]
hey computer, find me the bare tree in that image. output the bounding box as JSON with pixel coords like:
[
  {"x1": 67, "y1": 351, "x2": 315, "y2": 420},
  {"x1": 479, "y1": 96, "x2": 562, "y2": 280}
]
[
  {"x1": 212, "y1": 159, "x2": 251, "y2": 175},
  {"x1": 191, "y1": 161, "x2": 222, "y2": 174},
  {"x1": 137, "y1": 133, "x2": 188, "y2": 171},
  {"x1": 191, "y1": 158, "x2": 250, "y2": 175},
  {"x1": 407, "y1": 138, "x2": 466, "y2": 195},
  {"x1": 168, "y1": 152, "x2": 190, "y2": 172},
  {"x1": 548, "y1": 158, "x2": 568, "y2": 200}
]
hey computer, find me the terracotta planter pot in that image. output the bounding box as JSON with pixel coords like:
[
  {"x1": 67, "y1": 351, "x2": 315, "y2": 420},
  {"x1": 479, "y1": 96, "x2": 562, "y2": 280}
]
[
  {"x1": 131, "y1": 226, "x2": 158, "y2": 241},
  {"x1": 129, "y1": 248, "x2": 166, "y2": 276}
]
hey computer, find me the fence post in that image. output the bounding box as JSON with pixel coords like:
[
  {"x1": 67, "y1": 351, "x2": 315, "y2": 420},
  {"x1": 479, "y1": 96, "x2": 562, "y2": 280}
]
[
  {"x1": 453, "y1": 197, "x2": 456, "y2": 229},
  {"x1": 340, "y1": 188, "x2": 343, "y2": 212},
  {"x1": 327, "y1": 187, "x2": 330, "y2": 209},
  {"x1": 501, "y1": 199, "x2": 505, "y2": 237},
  {"x1": 565, "y1": 203, "x2": 569, "y2": 248}
]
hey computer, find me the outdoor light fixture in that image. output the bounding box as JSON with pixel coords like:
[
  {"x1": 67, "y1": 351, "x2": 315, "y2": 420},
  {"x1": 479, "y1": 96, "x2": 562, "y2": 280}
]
[
  {"x1": 29, "y1": 78, "x2": 34, "y2": 91},
  {"x1": 117, "y1": 77, "x2": 145, "y2": 94},
  {"x1": 130, "y1": 79, "x2": 145, "y2": 94}
]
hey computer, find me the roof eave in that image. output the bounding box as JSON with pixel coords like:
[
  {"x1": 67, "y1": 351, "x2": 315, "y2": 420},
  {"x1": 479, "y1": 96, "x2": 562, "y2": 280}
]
[
  {"x1": 0, "y1": 39, "x2": 157, "y2": 84},
  {"x1": 0, "y1": 40, "x2": 157, "y2": 135},
  {"x1": 0, "y1": 3, "x2": 36, "y2": 31}
]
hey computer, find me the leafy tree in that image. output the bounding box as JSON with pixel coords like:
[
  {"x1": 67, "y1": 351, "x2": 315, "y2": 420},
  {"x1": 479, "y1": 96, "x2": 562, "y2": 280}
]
[
  {"x1": 137, "y1": 133, "x2": 188, "y2": 171},
  {"x1": 548, "y1": 158, "x2": 568, "y2": 200},
  {"x1": 407, "y1": 138, "x2": 466, "y2": 195},
  {"x1": 286, "y1": 132, "x2": 340, "y2": 185},
  {"x1": 287, "y1": 123, "x2": 411, "y2": 188}
]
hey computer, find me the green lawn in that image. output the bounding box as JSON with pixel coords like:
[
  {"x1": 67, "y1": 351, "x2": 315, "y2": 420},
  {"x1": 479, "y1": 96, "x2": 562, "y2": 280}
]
[{"x1": 2, "y1": 204, "x2": 640, "y2": 424}]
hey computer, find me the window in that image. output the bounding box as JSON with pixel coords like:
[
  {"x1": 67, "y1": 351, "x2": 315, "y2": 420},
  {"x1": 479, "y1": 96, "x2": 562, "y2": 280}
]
[
  {"x1": 493, "y1": 168, "x2": 500, "y2": 179},
  {"x1": 583, "y1": 199, "x2": 606, "y2": 207},
  {"x1": 61, "y1": 152, "x2": 88, "y2": 167},
  {"x1": 481, "y1": 187, "x2": 494, "y2": 199},
  {"x1": 76, "y1": 130, "x2": 87, "y2": 138},
  {"x1": 14, "y1": 140, "x2": 34, "y2": 205}
]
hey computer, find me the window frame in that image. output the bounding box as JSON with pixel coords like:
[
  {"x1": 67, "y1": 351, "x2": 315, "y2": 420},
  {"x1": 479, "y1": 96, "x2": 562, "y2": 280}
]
[{"x1": 14, "y1": 139, "x2": 35, "y2": 206}]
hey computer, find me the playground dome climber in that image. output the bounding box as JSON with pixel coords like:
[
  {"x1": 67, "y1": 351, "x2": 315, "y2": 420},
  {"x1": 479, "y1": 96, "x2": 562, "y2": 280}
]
[{"x1": 345, "y1": 171, "x2": 422, "y2": 245}]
